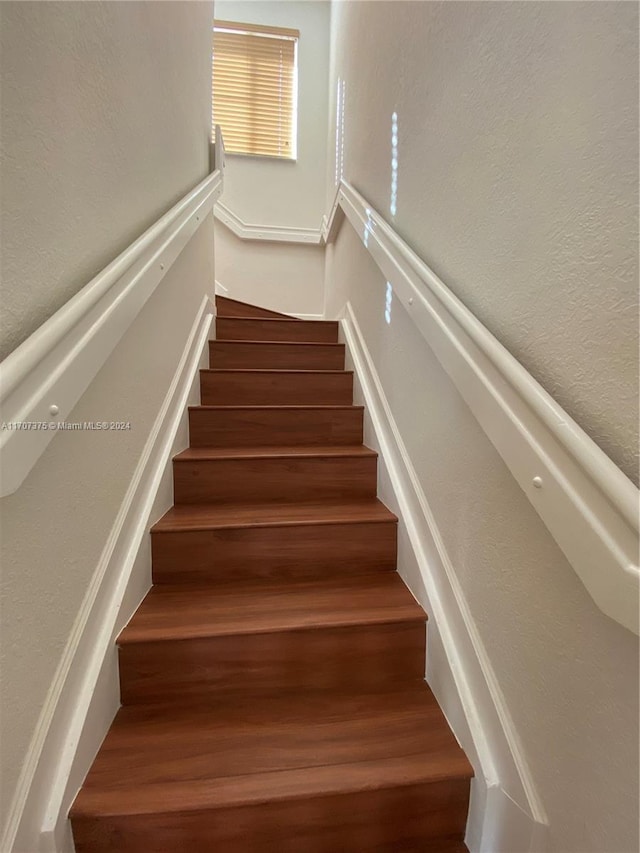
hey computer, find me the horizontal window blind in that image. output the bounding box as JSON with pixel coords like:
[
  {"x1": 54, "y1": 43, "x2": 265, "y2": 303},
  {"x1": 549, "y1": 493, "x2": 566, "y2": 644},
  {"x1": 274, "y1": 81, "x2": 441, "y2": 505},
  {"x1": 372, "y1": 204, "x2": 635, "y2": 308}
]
[{"x1": 213, "y1": 20, "x2": 299, "y2": 159}]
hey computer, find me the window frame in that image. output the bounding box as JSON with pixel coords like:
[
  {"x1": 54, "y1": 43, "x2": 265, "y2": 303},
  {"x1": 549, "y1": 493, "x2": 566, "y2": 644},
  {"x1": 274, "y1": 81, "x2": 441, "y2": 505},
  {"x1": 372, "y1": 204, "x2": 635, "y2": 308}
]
[{"x1": 212, "y1": 19, "x2": 300, "y2": 162}]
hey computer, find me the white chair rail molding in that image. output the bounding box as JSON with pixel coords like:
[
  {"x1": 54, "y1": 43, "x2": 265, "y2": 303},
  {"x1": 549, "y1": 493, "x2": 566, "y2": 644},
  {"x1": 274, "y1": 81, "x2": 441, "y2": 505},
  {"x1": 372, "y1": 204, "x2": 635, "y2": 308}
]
[
  {"x1": 0, "y1": 135, "x2": 225, "y2": 499},
  {"x1": 324, "y1": 180, "x2": 639, "y2": 638}
]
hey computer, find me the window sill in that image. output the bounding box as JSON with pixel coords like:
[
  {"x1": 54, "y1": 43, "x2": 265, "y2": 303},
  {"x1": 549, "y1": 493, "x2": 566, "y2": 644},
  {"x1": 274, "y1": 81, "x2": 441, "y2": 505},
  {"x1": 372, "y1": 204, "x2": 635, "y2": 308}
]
[{"x1": 225, "y1": 151, "x2": 297, "y2": 163}]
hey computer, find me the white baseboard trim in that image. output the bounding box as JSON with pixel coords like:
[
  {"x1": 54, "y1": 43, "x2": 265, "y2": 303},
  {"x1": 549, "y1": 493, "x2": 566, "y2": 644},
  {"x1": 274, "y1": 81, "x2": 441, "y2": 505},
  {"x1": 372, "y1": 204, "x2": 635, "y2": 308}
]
[
  {"x1": 3, "y1": 294, "x2": 214, "y2": 853},
  {"x1": 215, "y1": 201, "x2": 323, "y2": 245},
  {"x1": 340, "y1": 302, "x2": 549, "y2": 853},
  {"x1": 214, "y1": 279, "x2": 229, "y2": 295}
]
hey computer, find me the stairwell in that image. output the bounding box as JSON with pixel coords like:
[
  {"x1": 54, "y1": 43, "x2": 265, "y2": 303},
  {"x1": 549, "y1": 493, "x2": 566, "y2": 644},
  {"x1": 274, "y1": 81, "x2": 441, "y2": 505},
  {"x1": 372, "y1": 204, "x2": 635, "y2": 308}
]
[{"x1": 69, "y1": 294, "x2": 473, "y2": 852}]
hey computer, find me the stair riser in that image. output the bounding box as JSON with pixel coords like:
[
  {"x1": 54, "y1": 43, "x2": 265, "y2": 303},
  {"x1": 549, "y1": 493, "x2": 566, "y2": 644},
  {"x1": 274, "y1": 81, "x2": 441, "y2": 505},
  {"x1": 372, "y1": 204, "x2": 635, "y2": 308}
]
[
  {"x1": 216, "y1": 317, "x2": 339, "y2": 343},
  {"x1": 173, "y1": 456, "x2": 378, "y2": 504},
  {"x1": 119, "y1": 622, "x2": 425, "y2": 705},
  {"x1": 72, "y1": 778, "x2": 469, "y2": 853},
  {"x1": 215, "y1": 296, "x2": 287, "y2": 319},
  {"x1": 200, "y1": 370, "x2": 354, "y2": 406},
  {"x1": 210, "y1": 341, "x2": 345, "y2": 370},
  {"x1": 151, "y1": 522, "x2": 398, "y2": 584},
  {"x1": 189, "y1": 407, "x2": 364, "y2": 447}
]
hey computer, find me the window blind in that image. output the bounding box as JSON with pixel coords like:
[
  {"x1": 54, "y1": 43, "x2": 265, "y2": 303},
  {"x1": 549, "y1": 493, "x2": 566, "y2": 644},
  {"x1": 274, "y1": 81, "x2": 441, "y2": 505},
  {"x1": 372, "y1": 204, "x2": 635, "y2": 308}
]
[{"x1": 213, "y1": 20, "x2": 299, "y2": 159}]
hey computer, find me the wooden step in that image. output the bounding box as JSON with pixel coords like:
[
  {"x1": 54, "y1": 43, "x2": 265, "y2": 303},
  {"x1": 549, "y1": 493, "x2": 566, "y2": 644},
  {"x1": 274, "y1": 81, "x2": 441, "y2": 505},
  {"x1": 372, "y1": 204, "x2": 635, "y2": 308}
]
[
  {"x1": 200, "y1": 369, "x2": 354, "y2": 406},
  {"x1": 173, "y1": 445, "x2": 378, "y2": 504},
  {"x1": 151, "y1": 499, "x2": 398, "y2": 585},
  {"x1": 71, "y1": 688, "x2": 472, "y2": 853},
  {"x1": 210, "y1": 340, "x2": 345, "y2": 370},
  {"x1": 117, "y1": 575, "x2": 426, "y2": 705},
  {"x1": 189, "y1": 405, "x2": 364, "y2": 447},
  {"x1": 71, "y1": 290, "x2": 472, "y2": 850},
  {"x1": 73, "y1": 761, "x2": 469, "y2": 853},
  {"x1": 216, "y1": 316, "x2": 339, "y2": 343},
  {"x1": 215, "y1": 294, "x2": 290, "y2": 319}
]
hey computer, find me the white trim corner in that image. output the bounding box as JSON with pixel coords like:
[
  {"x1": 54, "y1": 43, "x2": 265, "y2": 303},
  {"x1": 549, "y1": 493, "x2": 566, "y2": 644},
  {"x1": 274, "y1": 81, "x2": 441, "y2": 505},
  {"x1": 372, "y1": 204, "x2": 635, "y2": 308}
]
[{"x1": 215, "y1": 201, "x2": 323, "y2": 245}]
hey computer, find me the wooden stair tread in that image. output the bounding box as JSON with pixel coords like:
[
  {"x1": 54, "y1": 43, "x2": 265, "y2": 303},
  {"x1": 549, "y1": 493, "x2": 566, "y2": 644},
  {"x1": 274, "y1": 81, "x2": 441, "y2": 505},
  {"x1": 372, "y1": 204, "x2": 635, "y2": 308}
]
[
  {"x1": 73, "y1": 750, "x2": 472, "y2": 818},
  {"x1": 174, "y1": 444, "x2": 376, "y2": 461},
  {"x1": 119, "y1": 575, "x2": 425, "y2": 644},
  {"x1": 152, "y1": 498, "x2": 397, "y2": 532},
  {"x1": 72, "y1": 688, "x2": 471, "y2": 817}
]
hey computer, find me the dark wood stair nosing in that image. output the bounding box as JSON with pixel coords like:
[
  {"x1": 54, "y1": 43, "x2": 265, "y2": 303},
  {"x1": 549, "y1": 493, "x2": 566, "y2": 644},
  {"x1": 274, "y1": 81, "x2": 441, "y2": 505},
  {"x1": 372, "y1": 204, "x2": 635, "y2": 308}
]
[
  {"x1": 151, "y1": 518, "x2": 398, "y2": 534},
  {"x1": 200, "y1": 369, "x2": 354, "y2": 375},
  {"x1": 151, "y1": 505, "x2": 399, "y2": 534},
  {"x1": 117, "y1": 611, "x2": 427, "y2": 647},
  {"x1": 188, "y1": 404, "x2": 364, "y2": 412},
  {"x1": 173, "y1": 447, "x2": 378, "y2": 461},
  {"x1": 212, "y1": 339, "x2": 344, "y2": 348}
]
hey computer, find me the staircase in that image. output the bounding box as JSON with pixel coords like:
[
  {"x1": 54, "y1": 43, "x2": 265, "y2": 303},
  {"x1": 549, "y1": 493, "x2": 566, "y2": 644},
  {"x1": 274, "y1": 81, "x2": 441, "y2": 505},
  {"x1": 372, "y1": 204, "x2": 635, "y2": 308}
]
[{"x1": 70, "y1": 295, "x2": 473, "y2": 852}]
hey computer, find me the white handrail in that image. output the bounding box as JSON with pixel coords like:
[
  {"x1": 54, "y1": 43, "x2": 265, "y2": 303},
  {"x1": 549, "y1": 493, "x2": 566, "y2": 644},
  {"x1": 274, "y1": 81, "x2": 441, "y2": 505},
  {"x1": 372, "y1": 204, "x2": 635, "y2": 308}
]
[
  {"x1": 324, "y1": 180, "x2": 639, "y2": 634},
  {"x1": 0, "y1": 152, "x2": 223, "y2": 496},
  {"x1": 0, "y1": 171, "x2": 219, "y2": 403},
  {"x1": 340, "y1": 181, "x2": 638, "y2": 532}
]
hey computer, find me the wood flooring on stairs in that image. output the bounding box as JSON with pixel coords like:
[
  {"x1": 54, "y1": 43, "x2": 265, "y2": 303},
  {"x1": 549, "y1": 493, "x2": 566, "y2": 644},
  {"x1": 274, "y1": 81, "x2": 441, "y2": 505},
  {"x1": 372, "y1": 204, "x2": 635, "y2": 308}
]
[{"x1": 70, "y1": 294, "x2": 473, "y2": 852}]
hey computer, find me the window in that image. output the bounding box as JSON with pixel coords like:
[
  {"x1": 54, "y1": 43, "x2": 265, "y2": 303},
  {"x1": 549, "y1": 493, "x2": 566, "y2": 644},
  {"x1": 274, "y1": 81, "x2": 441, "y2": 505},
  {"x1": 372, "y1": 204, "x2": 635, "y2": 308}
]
[{"x1": 212, "y1": 20, "x2": 299, "y2": 160}]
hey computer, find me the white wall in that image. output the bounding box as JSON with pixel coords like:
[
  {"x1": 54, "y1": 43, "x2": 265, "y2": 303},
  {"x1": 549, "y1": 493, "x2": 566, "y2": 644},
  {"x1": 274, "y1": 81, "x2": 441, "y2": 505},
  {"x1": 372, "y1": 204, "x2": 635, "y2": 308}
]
[
  {"x1": 326, "y1": 0, "x2": 639, "y2": 485},
  {"x1": 216, "y1": 225, "x2": 325, "y2": 316},
  {"x1": 325, "y1": 3, "x2": 639, "y2": 852},
  {"x1": 328, "y1": 220, "x2": 639, "y2": 853},
  {"x1": 214, "y1": 0, "x2": 330, "y2": 314},
  {"x1": 0, "y1": 0, "x2": 214, "y2": 843},
  {"x1": 1, "y1": 223, "x2": 215, "y2": 849},
  {"x1": 0, "y1": 0, "x2": 214, "y2": 361}
]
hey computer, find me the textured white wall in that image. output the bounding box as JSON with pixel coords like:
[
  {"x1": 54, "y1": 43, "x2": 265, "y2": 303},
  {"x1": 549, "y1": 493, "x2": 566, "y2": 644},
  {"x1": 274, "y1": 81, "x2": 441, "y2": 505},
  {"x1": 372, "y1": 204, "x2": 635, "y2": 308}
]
[
  {"x1": 214, "y1": 0, "x2": 329, "y2": 310},
  {"x1": 0, "y1": 0, "x2": 214, "y2": 839},
  {"x1": 0, "y1": 0, "x2": 214, "y2": 361},
  {"x1": 0, "y1": 221, "x2": 215, "y2": 839},
  {"x1": 325, "y1": 3, "x2": 639, "y2": 852},
  {"x1": 216, "y1": 225, "x2": 325, "y2": 316},
  {"x1": 327, "y1": 0, "x2": 639, "y2": 484},
  {"x1": 328, "y1": 221, "x2": 639, "y2": 853}
]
